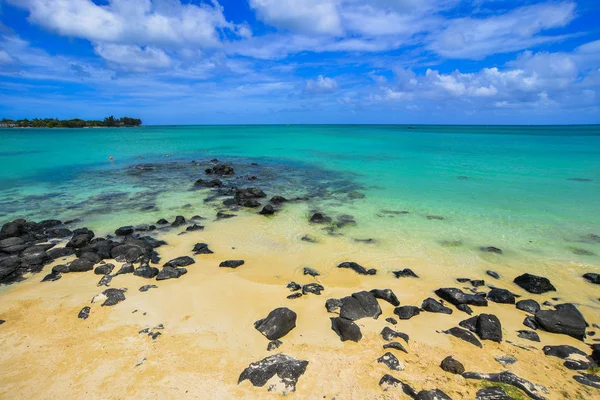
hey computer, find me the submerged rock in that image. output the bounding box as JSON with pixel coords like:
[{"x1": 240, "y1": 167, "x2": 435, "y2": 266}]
[
  {"x1": 513, "y1": 273, "x2": 556, "y2": 294},
  {"x1": 254, "y1": 307, "x2": 297, "y2": 340},
  {"x1": 259, "y1": 205, "x2": 275, "y2": 215},
  {"x1": 238, "y1": 354, "x2": 308, "y2": 394},
  {"x1": 481, "y1": 246, "x2": 503, "y2": 254},
  {"x1": 309, "y1": 213, "x2": 332, "y2": 224},
  {"x1": 337, "y1": 261, "x2": 376, "y2": 275}
]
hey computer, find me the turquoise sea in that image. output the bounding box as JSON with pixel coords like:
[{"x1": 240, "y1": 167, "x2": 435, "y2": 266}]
[{"x1": 1, "y1": 125, "x2": 599, "y2": 268}]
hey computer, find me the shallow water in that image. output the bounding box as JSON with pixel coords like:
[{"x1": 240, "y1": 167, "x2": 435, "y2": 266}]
[{"x1": 1, "y1": 125, "x2": 599, "y2": 268}]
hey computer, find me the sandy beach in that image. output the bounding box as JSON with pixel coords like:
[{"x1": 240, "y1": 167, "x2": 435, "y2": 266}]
[{"x1": 1, "y1": 200, "x2": 599, "y2": 399}]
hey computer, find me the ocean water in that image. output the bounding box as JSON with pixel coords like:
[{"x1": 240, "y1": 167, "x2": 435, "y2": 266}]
[{"x1": 1, "y1": 125, "x2": 599, "y2": 269}]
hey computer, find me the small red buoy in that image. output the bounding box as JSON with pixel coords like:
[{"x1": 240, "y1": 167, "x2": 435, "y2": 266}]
[{"x1": 109, "y1": 156, "x2": 114, "y2": 161}]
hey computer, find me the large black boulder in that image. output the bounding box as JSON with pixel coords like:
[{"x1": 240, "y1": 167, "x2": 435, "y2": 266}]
[
  {"x1": 434, "y1": 287, "x2": 488, "y2": 307},
  {"x1": 513, "y1": 273, "x2": 556, "y2": 294},
  {"x1": 535, "y1": 303, "x2": 587, "y2": 340},
  {"x1": 487, "y1": 288, "x2": 516, "y2": 304},
  {"x1": 339, "y1": 291, "x2": 382, "y2": 321},
  {"x1": 68, "y1": 258, "x2": 94, "y2": 272},
  {"x1": 330, "y1": 317, "x2": 362, "y2": 342},
  {"x1": 476, "y1": 314, "x2": 502, "y2": 343},
  {"x1": 0, "y1": 237, "x2": 28, "y2": 253},
  {"x1": 254, "y1": 307, "x2": 297, "y2": 340},
  {"x1": 238, "y1": 354, "x2": 308, "y2": 394},
  {"x1": 0, "y1": 256, "x2": 21, "y2": 281},
  {"x1": 337, "y1": 261, "x2": 376, "y2": 275}
]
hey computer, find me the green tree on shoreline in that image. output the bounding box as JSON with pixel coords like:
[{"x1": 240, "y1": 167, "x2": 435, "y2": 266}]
[{"x1": 0, "y1": 116, "x2": 142, "y2": 128}]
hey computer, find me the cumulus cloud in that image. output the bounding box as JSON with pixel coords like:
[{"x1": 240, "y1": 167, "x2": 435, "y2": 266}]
[
  {"x1": 304, "y1": 75, "x2": 338, "y2": 94},
  {"x1": 8, "y1": 0, "x2": 242, "y2": 48}
]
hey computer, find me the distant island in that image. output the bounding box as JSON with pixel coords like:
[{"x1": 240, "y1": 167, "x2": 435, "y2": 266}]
[{"x1": 0, "y1": 116, "x2": 142, "y2": 128}]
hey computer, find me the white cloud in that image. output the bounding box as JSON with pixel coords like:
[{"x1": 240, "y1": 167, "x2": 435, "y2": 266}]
[
  {"x1": 249, "y1": 0, "x2": 343, "y2": 36},
  {"x1": 94, "y1": 44, "x2": 172, "y2": 72},
  {"x1": 8, "y1": 0, "x2": 241, "y2": 48},
  {"x1": 304, "y1": 75, "x2": 338, "y2": 94},
  {"x1": 428, "y1": 2, "x2": 577, "y2": 59}
]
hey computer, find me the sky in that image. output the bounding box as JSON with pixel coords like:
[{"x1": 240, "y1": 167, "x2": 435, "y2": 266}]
[{"x1": 0, "y1": 0, "x2": 599, "y2": 125}]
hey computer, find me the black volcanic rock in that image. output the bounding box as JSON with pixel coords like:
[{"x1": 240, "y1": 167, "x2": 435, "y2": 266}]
[
  {"x1": 370, "y1": 289, "x2": 400, "y2": 306},
  {"x1": 434, "y1": 287, "x2": 488, "y2": 307},
  {"x1": 516, "y1": 299, "x2": 540, "y2": 314},
  {"x1": 476, "y1": 314, "x2": 502, "y2": 343},
  {"x1": 535, "y1": 303, "x2": 587, "y2": 340},
  {"x1": 330, "y1": 317, "x2": 362, "y2": 342},
  {"x1": 238, "y1": 354, "x2": 308, "y2": 394},
  {"x1": 443, "y1": 327, "x2": 482, "y2": 348},
  {"x1": 192, "y1": 243, "x2": 213, "y2": 254},
  {"x1": 392, "y1": 269, "x2": 419, "y2": 278},
  {"x1": 254, "y1": 307, "x2": 297, "y2": 340},
  {"x1": 339, "y1": 291, "x2": 382, "y2": 321},
  {"x1": 514, "y1": 273, "x2": 556, "y2": 294},
  {"x1": 337, "y1": 261, "x2": 376, "y2": 275},
  {"x1": 440, "y1": 356, "x2": 465, "y2": 374},
  {"x1": 487, "y1": 288, "x2": 516, "y2": 304},
  {"x1": 421, "y1": 298, "x2": 453, "y2": 314},
  {"x1": 164, "y1": 256, "x2": 195, "y2": 268},
  {"x1": 220, "y1": 260, "x2": 245, "y2": 268},
  {"x1": 394, "y1": 306, "x2": 421, "y2": 320}
]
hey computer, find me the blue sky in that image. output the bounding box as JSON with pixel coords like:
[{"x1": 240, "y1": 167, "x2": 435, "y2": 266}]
[{"x1": 0, "y1": 0, "x2": 599, "y2": 125}]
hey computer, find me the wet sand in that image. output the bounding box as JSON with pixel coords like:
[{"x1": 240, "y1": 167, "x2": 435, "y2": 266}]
[{"x1": 0, "y1": 206, "x2": 599, "y2": 399}]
